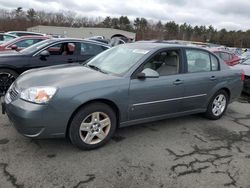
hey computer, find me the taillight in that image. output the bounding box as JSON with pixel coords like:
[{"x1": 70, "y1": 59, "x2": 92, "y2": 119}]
[{"x1": 242, "y1": 69, "x2": 245, "y2": 81}]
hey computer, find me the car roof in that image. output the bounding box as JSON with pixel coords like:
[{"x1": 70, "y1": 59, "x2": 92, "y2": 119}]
[
  {"x1": 6, "y1": 31, "x2": 44, "y2": 35},
  {"x1": 46, "y1": 38, "x2": 111, "y2": 47},
  {"x1": 209, "y1": 48, "x2": 232, "y2": 53},
  {"x1": 0, "y1": 33, "x2": 17, "y2": 37},
  {"x1": 127, "y1": 42, "x2": 208, "y2": 51},
  {"x1": 15, "y1": 35, "x2": 49, "y2": 39}
]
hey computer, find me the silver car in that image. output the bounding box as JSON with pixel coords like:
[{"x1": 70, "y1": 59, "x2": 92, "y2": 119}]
[{"x1": 2, "y1": 43, "x2": 243, "y2": 150}]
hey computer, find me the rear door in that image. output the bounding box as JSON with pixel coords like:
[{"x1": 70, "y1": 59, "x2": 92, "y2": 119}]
[{"x1": 181, "y1": 48, "x2": 221, "y2": 111}]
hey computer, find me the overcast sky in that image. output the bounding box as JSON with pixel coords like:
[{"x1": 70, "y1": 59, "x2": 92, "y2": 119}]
[{"x1": 0, "y1": 0, "x2": 249, "y2": 31}]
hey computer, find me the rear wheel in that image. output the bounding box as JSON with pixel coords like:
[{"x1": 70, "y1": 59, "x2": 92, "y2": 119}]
[
  {"x1": 0, "y1": 69, "x2": 18, "y2": 95},
  {"x1": 205, "y1": 90, "x2": 229, "y2": 120},
  {"x1": 69, "y1": 102, "x2": 117, "y2": 150}
]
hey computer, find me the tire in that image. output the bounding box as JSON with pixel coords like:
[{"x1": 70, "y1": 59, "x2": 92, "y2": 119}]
[
  {"x1": 0, "y1": 69, "x2": 18, "y2": 95},
  {"x1": 69, "y1": 102, "x2": 117, "y2": 150},
  {"x1": 205, "y1": 90, "x2": 229, "y2": 120}
]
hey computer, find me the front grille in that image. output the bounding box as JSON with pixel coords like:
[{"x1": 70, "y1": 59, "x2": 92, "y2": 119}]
[{"x1": 8, "y1": 86, "x2": 19, "y2": 101}]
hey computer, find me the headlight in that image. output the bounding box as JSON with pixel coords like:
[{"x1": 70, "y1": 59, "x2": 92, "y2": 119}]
[{"x1": 20, "y1": 87, "x2": 57, "y2": 104}]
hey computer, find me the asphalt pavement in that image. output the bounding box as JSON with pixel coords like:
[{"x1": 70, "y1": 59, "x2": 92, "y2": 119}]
[{"x1": 0, "y1": 94, "x2": 250, "y2": 188}]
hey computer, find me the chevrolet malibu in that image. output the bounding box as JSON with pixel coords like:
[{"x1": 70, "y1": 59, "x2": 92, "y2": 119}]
[{"x1": 3, "y1": 43, "x2": 243, "y2": 150}]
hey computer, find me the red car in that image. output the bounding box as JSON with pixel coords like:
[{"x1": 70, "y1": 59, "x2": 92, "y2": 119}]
[
  {"x1": 0, "y1": 36, "x2": 49, "y2": 52},
  {"x1": 211, "y1": 49, "x2": 240, "y2": 66}
]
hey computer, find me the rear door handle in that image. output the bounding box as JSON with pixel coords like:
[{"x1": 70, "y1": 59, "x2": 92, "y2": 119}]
[
  {"x1": 210, "y1": 76, "x2": 217, "y2": 81},
  {"x1": 173, "y1": 79, "x2": 183, "y2": 85}
]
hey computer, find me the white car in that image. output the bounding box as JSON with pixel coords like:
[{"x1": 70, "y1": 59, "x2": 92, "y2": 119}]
[{"x1": 233, "y1": 58, "x2": 250, "y2": 94}]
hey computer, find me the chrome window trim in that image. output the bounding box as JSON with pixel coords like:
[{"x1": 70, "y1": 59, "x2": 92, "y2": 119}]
[{"x1": 132, "y1": 94, "x2": 207, "y2": 106}]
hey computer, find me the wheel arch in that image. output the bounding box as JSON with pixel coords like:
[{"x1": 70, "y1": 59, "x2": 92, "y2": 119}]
[
  {"x1": 66, "y1": 98, "x2": 120, "y2": 137},
  {"x1": 0, "y1": 66, "x2": 20, "y2": 75},
  {"x1": 206, "y1": 86, "x2": 231, "y2": 109},
  {"x1": 220, "y1": 87, "x2": 231, "y2": 101}
]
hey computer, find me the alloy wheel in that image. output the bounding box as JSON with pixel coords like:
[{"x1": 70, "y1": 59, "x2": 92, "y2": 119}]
[
  {"x1": 79, "y1": 112, "x2": 111, "y2": 145},
  {"x1": 212, "y1": 94, "x2": 227, "y2": 116}
]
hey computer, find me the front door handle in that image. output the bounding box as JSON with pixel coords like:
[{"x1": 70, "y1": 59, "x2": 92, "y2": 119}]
[
  {"x1": 210, "y1": 76, "x2": 217, "y2": 81},
  {"x1": 173, "y1": 79, "x2": 183, "y2": 85}
]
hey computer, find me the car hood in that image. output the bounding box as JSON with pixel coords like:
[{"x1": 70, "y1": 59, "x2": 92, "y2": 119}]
[
  {"x1": 0, "y1": 50, "x2": 24, "y2": 57},
  {"x1": 15, "y1": 64, "x2": 122, "y2": 90},
  {"x1": 232, "y1": 64, "x2": 250, "y2": 75}
]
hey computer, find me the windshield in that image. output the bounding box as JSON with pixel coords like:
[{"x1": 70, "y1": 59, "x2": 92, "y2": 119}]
[
  {"x1": 20, "y1": 39, "x2": 55, "y2": 54},
  {"x1": 87, "y1": 46, "x2": 148, "y2": 75},
  {"x1": 242, "y1": 58, "x2": 250, "y2": 65}
]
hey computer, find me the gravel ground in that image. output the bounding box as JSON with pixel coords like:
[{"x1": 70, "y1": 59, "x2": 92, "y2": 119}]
[{"x1": 0, "y1": 94, "x2": 250, "y2": 188}]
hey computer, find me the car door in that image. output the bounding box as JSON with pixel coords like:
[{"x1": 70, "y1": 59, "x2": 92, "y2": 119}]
[
  {"x1": 30, "y1": 42, "x2": 78, "y2": 69},
  {"x1": 77, "y1": 42, "x2": 109, "y2": 64},
  {"x1": 128, "y1": 48, "x2": 185, "y2": 120},
  {"x1": 181, "y1": 48, "x2": 221, "y2": 111}
]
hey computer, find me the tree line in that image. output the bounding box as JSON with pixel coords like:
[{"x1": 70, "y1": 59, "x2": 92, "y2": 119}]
[{"x1": 0, "y1": 7, "x2": 250, "y2": 48}]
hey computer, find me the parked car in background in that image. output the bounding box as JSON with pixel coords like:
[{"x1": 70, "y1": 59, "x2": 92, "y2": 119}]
[
  {"x1": 0, "y1": 38, "x2": 110, "y2": 94},
  {"x1": 88, "y1": 38, "x2": 110, "y2": 44},
  {"x1": 110, "y1": 37, "x2": 126, "y2": 46},
  {"x1": 2, "y1": 43, "x2": 243, "y2": 150},
  {"x1": 233, "y1": 57, "x2": 250, "y2": 94},
  {"x1": 240, "y1": 51, "x2": 250, "y2": 62},
  {"x1": 0, "y1": 36, "x2": 49, "y2": 52},
  {"x1": 211, "y1": 49, "x2": 240, "y2": 66},
  {"x1": 6, "y1": 31, "x2": 46, "y2": 37},
  {"x1": 0, "y1": 33, "x2": 17, "y2": 44}
]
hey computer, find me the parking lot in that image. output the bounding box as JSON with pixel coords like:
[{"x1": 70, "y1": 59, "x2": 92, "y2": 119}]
[{"x1": 0, "y1": 94, "x2": 249, "y2": 188}]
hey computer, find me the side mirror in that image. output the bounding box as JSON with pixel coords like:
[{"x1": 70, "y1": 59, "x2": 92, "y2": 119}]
[
  {"x1": 40, "y1": 50, "x2": 50, "y2": 57},
  {"x1": 11, "y1": 45, "x2": 18, "y2": 50},
  {"x1": 137, "y1": 68, "x2": 159, "y2": 79}
]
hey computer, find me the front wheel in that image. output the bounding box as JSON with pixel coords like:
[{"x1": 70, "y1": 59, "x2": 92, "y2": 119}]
[
  {"x1": 205, "y1": 90, "x2": 229, "y2": 120},
  {"x1": 69, "y1": 102, "x2": 117, "y2": 150}
]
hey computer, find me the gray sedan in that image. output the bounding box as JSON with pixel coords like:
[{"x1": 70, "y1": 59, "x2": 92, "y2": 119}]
[{"x1": 3, "y1": 43, "x2": 243, "y2": 149}]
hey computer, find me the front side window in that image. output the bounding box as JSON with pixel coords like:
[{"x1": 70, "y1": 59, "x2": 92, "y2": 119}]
[
  {"x1": 45, "y1": 42, "x2": 76, "y2": 56},
  {"x1": 142, "y1": 50, "x2": 180, "y2": 76}
]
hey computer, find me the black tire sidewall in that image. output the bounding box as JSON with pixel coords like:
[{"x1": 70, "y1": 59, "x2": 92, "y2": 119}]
[
  {"x1": 206, "y1": 90, "x2": 229, "y2": 120},
  {"x1": 0, "y1": 69, "x2": 18, "y2": 94},
  {"x1": 0, "y1": 69, "x2": 18, "y2": 78},
  {"x1": 69, "y1": 102, "x2": 117, "y2": 150}
]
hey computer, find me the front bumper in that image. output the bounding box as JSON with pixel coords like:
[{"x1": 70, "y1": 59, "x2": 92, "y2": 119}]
[{"x1": 3, "y1": 97, "x2": 68, "y2": 138}]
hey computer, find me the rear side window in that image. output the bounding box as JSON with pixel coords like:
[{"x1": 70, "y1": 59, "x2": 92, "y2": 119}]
[
  {"x1": 186, "y1": 49, "x2": 219, "y2": 73},
  {"x1": 210, "y1": 55, "x2": 219, "y2": 71},
  {"x1": 80, "y1": 43, "x2": 105, "y2": 56}
]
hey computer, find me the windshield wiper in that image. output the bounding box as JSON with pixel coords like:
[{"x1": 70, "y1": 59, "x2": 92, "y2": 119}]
[{"x1": 87, "y1": 64, "x2": 108, "y2": 74}]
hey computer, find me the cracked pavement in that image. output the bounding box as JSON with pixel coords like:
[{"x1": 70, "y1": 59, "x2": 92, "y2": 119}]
[{"x1": 0, "y1": 94, "x2": 250, "y2": 188}]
